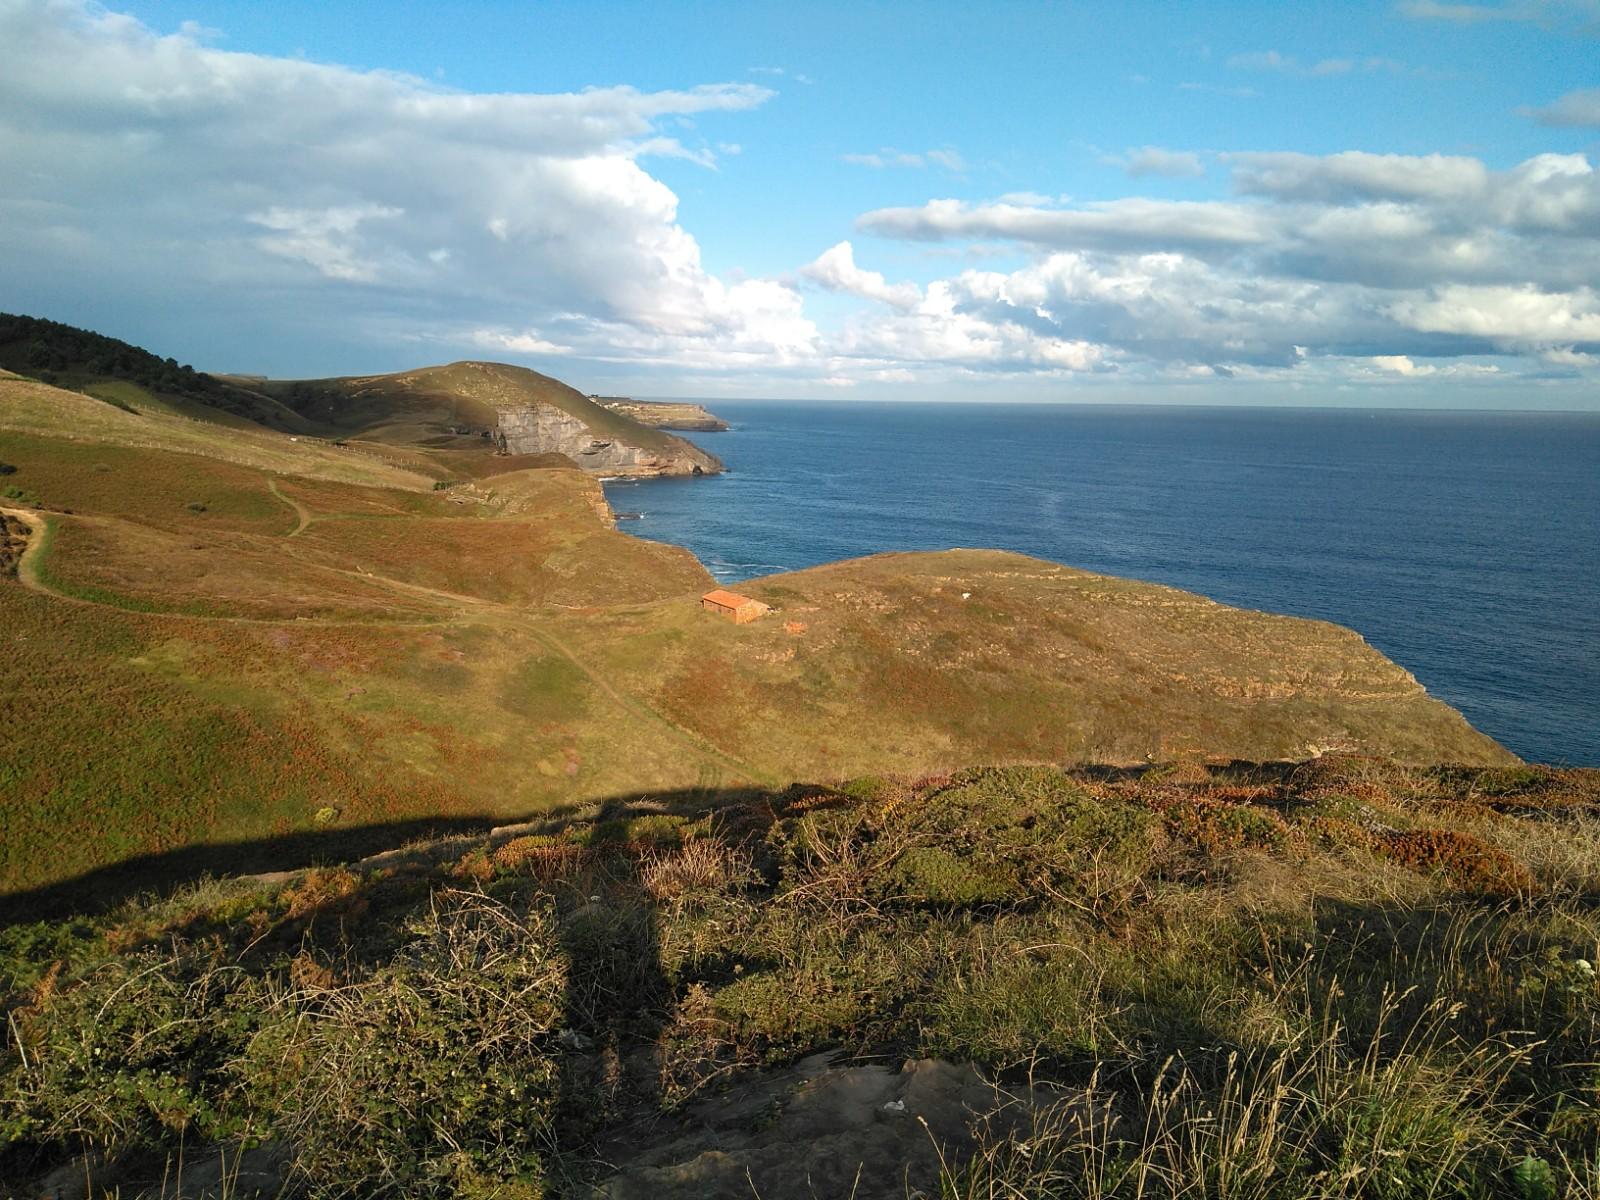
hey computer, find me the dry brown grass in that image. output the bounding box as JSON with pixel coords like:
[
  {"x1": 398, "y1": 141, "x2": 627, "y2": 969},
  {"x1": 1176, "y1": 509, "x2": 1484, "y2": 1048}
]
[{"x1": 640, "y1": 838, "x2": 735, "y2": 900}]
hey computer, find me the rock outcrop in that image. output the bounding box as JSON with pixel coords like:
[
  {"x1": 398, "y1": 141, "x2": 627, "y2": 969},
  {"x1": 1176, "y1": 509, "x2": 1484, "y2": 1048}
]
[{"x1": 495, "y1": 401, "x2": 717, "y2": 475}]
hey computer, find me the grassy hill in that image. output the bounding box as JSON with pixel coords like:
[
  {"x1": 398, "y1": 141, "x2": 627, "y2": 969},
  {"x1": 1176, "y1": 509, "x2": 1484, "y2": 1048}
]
[
  {"x1": 264, "y1": 362, "x2": 724, "y2": 474},
  {"x1": 1, "y1": 358, "x2": 1514, "y2": 907},
  {"x1": 3, "y1": 758, "x2": 1599, "y2": 1196},
  {"x1": 0, "y1": 316, "x2": 720, "y2": 476},
  {"x1": 0, "y1": 313, "x2": 315, "y2": 433}
]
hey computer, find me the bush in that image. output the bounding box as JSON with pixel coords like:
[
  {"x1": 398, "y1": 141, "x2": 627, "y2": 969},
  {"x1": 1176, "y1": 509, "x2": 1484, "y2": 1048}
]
[
  {"x1": 3, "y1": 944, "x2": 267, "y2": 1162},
  {"x1": 244, "y1": 890, "x2": 565, "y2": 1195}
]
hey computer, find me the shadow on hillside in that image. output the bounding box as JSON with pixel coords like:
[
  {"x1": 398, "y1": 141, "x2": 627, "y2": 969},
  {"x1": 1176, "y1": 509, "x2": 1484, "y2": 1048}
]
[
  {"x1": 0, "y1": 786, "x2": 774, "y2": 926},
  {"x1": 0, "y1": 758, "x2": 1412, "y2": 927}
]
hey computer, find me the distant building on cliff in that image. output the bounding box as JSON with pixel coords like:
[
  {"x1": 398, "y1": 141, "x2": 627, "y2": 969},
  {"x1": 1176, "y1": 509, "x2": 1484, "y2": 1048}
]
[{"x1": 701, "y1": 589, "x2": 772, "y2": 624}]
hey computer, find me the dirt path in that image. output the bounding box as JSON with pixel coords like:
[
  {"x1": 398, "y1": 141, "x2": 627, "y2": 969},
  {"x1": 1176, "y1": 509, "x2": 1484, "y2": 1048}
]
[
  {"x1": 4, "y1": 502, "x2": 772, "y2": 787},
  {"x1": 268, "y1": 477, "x2": 313, "y2": 537},
  {"x1": 0, "y1": 507, "x2": 443, "y2": 630}
]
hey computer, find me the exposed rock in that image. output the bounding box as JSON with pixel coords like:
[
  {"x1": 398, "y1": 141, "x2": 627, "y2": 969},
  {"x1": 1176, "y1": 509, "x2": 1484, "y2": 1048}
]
[
  {"x1": 0, "y1": 509, "x2": 32, "y2": 576},
  {"x1": 592, "y1": 1054, "x2": 1090, "y2": 1200},
  {"x1": 495, "y1": 401, "x2": 715, "y2": 476},
  {"x1": 31, "y1": 1142, "x2": 292, "y2": 1199}
]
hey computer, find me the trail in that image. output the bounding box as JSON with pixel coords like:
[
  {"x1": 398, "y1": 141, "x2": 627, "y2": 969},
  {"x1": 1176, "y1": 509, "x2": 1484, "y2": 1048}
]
[
  {"x1": 268, "y1": 477, "x2": 313, "y2": 536},
  {"x1": 0, "y1": 507, "x2": 442, "y2": 629},
  {"x1": 4, "y1": 503, "x2": 774, "y2": 787}
]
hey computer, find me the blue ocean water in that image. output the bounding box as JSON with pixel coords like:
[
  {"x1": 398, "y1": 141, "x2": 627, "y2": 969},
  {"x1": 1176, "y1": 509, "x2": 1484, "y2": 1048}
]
[{"x1": 605, "y1": 402, "x2": 1600, "y2": 766}]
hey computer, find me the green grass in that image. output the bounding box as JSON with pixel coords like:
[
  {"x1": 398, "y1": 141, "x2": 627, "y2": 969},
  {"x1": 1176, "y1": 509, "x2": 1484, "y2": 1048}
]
[{"x1": 3, "y1": 761, "x2": 1599, "y2": 1196}]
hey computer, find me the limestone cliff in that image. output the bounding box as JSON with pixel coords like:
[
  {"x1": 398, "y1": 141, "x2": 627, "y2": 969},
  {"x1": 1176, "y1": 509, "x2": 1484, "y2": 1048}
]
[{"x1": 494, "y1": 398, "x2": 716, "y2": 474}]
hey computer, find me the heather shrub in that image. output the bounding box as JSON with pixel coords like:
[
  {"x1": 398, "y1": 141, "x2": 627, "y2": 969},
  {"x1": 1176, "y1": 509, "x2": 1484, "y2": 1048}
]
[{"x1": 243, "y1": 890, "x2": 565, "y2": 1196}]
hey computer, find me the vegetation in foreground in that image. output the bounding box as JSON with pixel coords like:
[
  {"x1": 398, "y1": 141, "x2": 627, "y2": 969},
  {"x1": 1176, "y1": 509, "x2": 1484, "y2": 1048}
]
[{"x1": 4, "y1": 756, "x2": 1600, "y2": 1198}]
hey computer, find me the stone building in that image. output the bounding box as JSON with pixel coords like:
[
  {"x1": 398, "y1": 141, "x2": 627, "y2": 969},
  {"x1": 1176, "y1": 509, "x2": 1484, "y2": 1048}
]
[{"x1": 701, "y1": 589, "x2": 772, "y2": 624}]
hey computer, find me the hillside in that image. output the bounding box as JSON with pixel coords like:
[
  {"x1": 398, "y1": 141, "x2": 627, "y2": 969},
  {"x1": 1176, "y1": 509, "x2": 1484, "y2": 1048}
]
[
  {"x1": 0, "y1": 313, "x2": 316, "y2": 434},
  {"x1": 266, "y1": 362, "x2": 724, "y2": 477},
  {"x1": 0, "y1": 317, "x2": 722, "y2": 478},
  {"x1": 0, "y1": 358, "x2": 1516, "y2": 909},
  {"x1": 4, "y1": 758, "x2": 1599, "y2": 1197}
]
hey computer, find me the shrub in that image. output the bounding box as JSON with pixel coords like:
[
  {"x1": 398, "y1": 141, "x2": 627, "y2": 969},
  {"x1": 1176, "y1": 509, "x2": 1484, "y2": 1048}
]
[
  {"x1": 3, "y1": 944, "x2": 266, "y2": 1162},
  {"x1": 244, "y1": 890, "x2": 565, "y2": 1195}
]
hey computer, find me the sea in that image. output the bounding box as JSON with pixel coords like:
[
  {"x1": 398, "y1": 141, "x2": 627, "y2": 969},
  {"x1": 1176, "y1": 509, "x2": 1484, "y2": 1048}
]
[{"x1": 604, "y1": 402, "x2": 1600, "y2": 767}]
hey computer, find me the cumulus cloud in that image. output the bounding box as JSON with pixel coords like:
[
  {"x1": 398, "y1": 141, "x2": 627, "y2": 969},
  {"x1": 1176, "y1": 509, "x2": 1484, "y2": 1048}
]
[
  {"x1": 1389, "y1": 284, "x2": 1600, "y2": 343},
  {"x1": 801, "y1": 242, "x2": 922, "y2": 310},
  {"x1": 0, "y1": 0, "x2": 807, "y2": 375},
  {"x1": 839, "y1": 149, "x2": 1600, "y2": 381}
]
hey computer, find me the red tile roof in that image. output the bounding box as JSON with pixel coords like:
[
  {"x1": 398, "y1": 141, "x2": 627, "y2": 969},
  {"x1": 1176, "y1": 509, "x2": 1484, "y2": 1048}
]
[{"x1": 703, "y1": 589, "x2": 757, "y2": 608}]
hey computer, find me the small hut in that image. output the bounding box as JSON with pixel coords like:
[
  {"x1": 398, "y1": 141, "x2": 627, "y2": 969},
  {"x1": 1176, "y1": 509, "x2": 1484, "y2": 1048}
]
[{"x1": 701, "y1": 588, "x2": 772, "y2": 624}]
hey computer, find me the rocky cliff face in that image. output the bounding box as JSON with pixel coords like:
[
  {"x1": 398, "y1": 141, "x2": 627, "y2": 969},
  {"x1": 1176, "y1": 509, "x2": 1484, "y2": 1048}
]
[{"x1": 495, "y1": 403, "x2": 720, "y2": 476}]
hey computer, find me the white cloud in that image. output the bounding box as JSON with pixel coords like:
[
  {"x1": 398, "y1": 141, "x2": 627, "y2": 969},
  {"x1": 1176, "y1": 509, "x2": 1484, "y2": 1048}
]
[
  {"x1": 1398, "y1": 0, "x2": 1600, "y2": 31},
  {"x1": 837, "y1": 150, "x2": 1600, "y2": 383},
  {"x1": 1527, "y1": 88, "x2": 1600, "y2": 127},
  {"x1": 842, "y1": 147, "x2": 965, "y2": 171},
  {"x1": 1389, "y1": 284, "x2": 1600, "y2": 344},
  {"x1": 1541, "y1": 345, "x2": 1599, "y2": 365},
  {"x1": 1227, "y1": 151, "x2": 1490, "y2": 201},
  {"x1": 1228, "y1": 50, "x2": 1356, "y2": 75},
  {"x1": 748, "y1": 66, "x2": 813, "y2": 84},
  {"x1": 858, "y1": 197, "x2": 1273, "y2": 252},
  {"x1": 1116, "y1": 146, "x2": 1206, "y2": 179},
  {"x1": 1370, "y1": 354, "x2": 1436, "y2": 375},
  {"x1": 474, "y1": 332, "x2": 572, "y2": 356},
  {"x1": 0, "y1": 0, "x2": 802, "y2": 375},
  {"x1": 801, "y1": 242, "x2": 922, "y2": 310},
  {"x1": 248, "y1": 204, "x2": 403, "y2": 282},
  {"x1": 1, "y1": 0, "x2": 1594, "y2": 396}
]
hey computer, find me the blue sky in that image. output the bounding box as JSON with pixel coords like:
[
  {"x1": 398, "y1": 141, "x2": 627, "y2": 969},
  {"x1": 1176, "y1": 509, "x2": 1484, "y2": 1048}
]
[{"x1": 2, "y1": 0, "x2": 1599, "y2": 405}]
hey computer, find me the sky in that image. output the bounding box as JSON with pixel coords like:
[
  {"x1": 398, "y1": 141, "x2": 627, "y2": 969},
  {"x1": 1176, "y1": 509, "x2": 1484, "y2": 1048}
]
[{"x1": 2, "y1": 1, "x2": 1599, "y2": 406}]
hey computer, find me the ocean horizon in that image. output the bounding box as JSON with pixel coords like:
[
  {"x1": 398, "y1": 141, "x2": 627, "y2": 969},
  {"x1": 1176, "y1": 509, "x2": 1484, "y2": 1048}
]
[{"x1": 607, "y1": 399, "x2": 1600, "y2": 768}]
